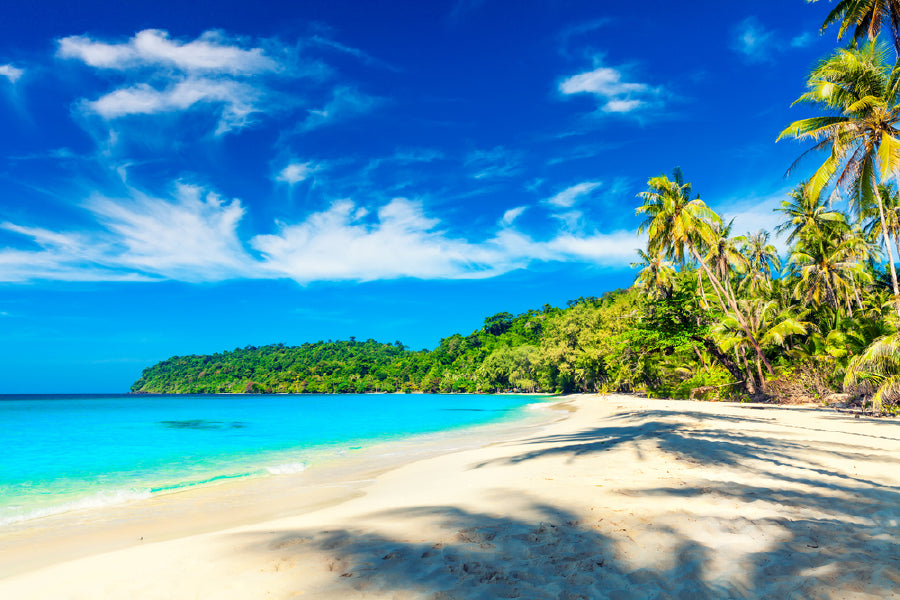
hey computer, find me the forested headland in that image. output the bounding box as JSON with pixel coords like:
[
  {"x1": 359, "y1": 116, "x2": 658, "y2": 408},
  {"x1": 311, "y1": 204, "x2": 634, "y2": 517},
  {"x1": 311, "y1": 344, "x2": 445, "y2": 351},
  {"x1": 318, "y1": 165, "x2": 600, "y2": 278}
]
[{"x1": 134, "y1": 5, "x2": 900, "y2": 414}]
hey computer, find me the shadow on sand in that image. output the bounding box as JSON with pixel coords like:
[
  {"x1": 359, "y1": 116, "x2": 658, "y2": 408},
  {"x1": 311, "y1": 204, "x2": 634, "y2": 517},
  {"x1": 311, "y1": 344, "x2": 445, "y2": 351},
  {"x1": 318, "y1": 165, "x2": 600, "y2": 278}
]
[{"x1": 233, "y1": 406, "x2": 900, "y2": 599}]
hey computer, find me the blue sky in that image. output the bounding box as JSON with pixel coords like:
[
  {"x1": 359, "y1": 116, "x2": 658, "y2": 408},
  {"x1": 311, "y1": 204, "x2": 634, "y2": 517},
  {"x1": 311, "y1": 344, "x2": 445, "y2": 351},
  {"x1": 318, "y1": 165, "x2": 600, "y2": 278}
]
[{"x1": 0, "y1": 1, "x2": 843, "y2": 392}]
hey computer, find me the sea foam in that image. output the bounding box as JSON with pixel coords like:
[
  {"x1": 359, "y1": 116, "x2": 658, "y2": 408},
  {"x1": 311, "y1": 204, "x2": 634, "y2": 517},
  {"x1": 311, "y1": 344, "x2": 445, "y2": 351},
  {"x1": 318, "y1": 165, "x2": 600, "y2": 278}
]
[
  {"x1": 0, "y1": 488, "x2": 152, "y2": 526},
  {"x1": 264, "y1": 462, "x2": 307, "y2": 475}
]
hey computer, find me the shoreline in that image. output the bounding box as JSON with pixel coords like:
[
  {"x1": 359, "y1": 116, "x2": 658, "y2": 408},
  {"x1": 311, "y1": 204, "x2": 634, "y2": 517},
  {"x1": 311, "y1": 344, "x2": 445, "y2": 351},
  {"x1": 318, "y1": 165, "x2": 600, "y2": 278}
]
[
  {"x1": 3, "y1": 394, "x2": 899, "y2": 598},
  {"x1": 0, "y1": 395, "x2": 573, "y2": 579}
]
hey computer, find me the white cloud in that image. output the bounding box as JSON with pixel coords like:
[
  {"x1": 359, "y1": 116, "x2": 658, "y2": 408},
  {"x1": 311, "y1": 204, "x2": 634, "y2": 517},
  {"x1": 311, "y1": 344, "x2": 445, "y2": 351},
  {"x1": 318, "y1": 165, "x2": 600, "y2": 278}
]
[
  {"x1": 85, "y1": 183, "x2": 255, "y2": 280},
  {"x1": 465, "y1": 146, "x2": 521, "y2": 179},
  {"x1": 276, "y1": 161, "x2": 317, "y2": 185},
  {"x1": 299, "y1": 86, "x2": 380, "y2": 131},
  {"x1": 0, "y1": 183, "x2": 256, "y2": 282},
  {"x1": 58, "y1": 29, "x2": 298, "y2": 135},
  {"x1": 0, "y1": 64, "x2": 24, "y2": 83},
  {"x1": 58, "y1": 29, "x2": 279, "y2": 74},
  {"x1": 86, "y1": 78, "x2": 260, "y2": 132},
  {"x1": 545, "y1": 181, "x2": 602, "y2": 208},
  {"x1": 790, "y1": 32, "x2": 814, "y2": 48},
  {"x1": 501, "y1": 206, "x2": 527, "y2": 226},
  {"x1": 559, "y1": 62, "x2": 661, "y2": 114},
  {"x1": 0, "y1": 187, "x2": 642, "y2": 284},
  {"x1": 731, "y1": 17, "x2": 776, "y2": 62}
]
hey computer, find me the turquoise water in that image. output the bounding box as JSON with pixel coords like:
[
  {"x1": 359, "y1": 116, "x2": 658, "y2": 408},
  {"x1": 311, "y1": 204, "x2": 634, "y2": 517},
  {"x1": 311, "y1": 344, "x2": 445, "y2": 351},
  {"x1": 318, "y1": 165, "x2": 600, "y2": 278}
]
[{"x1": 0, "y1": 393, "x2": 551, "y2": 525}]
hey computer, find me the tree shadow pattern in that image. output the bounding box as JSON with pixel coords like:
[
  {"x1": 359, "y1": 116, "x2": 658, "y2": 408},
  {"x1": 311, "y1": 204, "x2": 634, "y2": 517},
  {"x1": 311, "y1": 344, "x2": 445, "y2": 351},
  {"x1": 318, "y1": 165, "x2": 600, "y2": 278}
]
[{"x1": 235, "y1": 406, "x2": 900, "y2": 599}]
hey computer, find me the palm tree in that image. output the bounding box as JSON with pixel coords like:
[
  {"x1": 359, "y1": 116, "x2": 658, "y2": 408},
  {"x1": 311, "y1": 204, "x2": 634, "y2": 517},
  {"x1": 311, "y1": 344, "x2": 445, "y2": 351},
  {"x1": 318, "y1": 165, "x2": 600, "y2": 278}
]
[
  {"x1": 810, "y1": 0, "x2": 900, "y2": 55},
  {"x1": 737, "y1": 229, "x2": 782, "y2": 296},
  {"x1": 631, "y1": 249, "x2": 676, "y2": 299},
  {"x1": 778, "y1": 40, "x2": 900, "y2": 318},
  {"x1": 775, "y1": 184, "x2": 847, "y2": 246},
  {"x1": 844, "y1": 333, "x2": 900, "y2": 413},
  {"x1": 712, "y1": 298, "x2": 811, "y2": 391},
  {"x1": 637, "y1": 168, "x2": 773, "y2": 376},
  {"x1": 704, "y1": 219, "x2": 748, "y2": 307},
  {"x1": 787, "y1": 229, "x2": 873, "y2": 315}
]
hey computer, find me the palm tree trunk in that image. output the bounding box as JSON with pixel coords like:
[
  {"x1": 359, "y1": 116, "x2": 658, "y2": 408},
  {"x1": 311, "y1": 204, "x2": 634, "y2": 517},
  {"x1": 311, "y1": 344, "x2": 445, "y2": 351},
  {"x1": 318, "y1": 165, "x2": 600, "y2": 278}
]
[
  {"x1": 688, "y1": 243, "x2": 774, "y2": 376},
  {"x1": 697, "y1": 270, "x2": 709, "y2": 309},
  {"x1": 878, "y1": 191, "x2": 900, "y2": 319}
]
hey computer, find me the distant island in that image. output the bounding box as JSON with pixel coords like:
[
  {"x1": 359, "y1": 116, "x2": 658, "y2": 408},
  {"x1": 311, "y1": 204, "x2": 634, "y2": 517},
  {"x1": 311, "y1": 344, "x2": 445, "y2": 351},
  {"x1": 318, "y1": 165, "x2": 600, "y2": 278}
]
[{"x1": 131, "y1": 292, "x2": 631, "y2": 395}]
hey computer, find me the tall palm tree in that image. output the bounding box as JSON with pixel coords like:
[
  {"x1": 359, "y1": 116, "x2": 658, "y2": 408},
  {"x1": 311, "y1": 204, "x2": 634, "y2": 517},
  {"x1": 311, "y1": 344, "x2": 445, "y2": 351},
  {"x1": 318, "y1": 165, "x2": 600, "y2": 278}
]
[
  {"x1": 775, "y1": 183, "x2": 847, "y2": 246},
  {"x1": 631, "y1": 249, "x2": 676, "y2": 299},
  {"x1": 637, "y1": 169, "x2": 773, "y2": 375},
  {"x1": 712, "y1": 298, "x2": 811, "y2": 391},
  {"x1": 810, "y1": 0, "x2": 900, "y2": 55},
  {"x1": 844, "y1": 332, "x2": 900, "y2": 413},
  {"x1": 737, "y1": 230, "x2": 782, "y2": 296},
  {"x1": 704, "y1": 219, "x2": 748, "y2": 307},
  {"x1": 787, "y1": 229, "x2": 873, "y2": 315},
  {"x1": 778, "y1": 40, "x2": 900, "y2": 318}
]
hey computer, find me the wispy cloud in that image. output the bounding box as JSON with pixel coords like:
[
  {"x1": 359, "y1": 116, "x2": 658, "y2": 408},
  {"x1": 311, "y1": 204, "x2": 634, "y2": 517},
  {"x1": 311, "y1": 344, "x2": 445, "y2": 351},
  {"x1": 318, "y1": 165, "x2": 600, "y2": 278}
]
[
  {"x1": 790, "y1": 32, "x2": 815, "y2": 49},
  {"x1": 559, "y1": 60, "x2": 662, "y2": 115},
  {"x1": 731, "y1": 17, "x2": 776, "y2": 63},
  {"x1": 276, "y1": 161, "x2": 318, "y2": 186},
  {"x1": 0, "y1": 64, "x2": 24, "y2": 84},
  {"x1": 500, "y1": 206, "x2": 527, "y2": 226},
  {"x1": 731, "y1": 17, "x2": 817, "y2": 63},
  {"x1": 57, "y1": 29, "x2": 279, "y2": 74},
  {"x1": 0, "y1": 183, "x2": 256, "y2": 282},
  {"x1": 57, "y1": 29, "x2": 304, "y2": 135},
  {"x1": 299, "y1": 86, "x2": 381, "y2": 131},
  {"x1": 465, "y1": 146, "x2": 521, "y2": 179},
  {"x1": 0, "y1": 184, "x2": 641, "y2": 283},
  {"x1": 544, "y1": 181, "x2": 602, "y2": 208}
]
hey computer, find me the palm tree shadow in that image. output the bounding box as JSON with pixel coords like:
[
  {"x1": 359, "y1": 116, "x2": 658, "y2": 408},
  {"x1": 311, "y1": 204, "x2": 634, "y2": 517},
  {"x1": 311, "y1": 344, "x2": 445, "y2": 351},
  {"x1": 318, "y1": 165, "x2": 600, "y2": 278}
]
[
  {"x1": 229, "y1": 406, "x2": 900, "y2": 598},
  {"x1": 235, "y1": 502, "x2": 727, "y2": 599}
]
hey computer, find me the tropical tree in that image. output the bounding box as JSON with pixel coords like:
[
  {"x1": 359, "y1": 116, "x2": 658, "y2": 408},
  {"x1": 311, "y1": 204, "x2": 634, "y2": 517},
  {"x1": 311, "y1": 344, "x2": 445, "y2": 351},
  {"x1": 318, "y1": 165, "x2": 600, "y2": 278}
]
[
  {"x1": 786, "y1": 228, "x2": 873, "y2": 315},
  {"x1": 775, "y1": 184, "x2": 847, "y2": 246},
  {"x1": 704, "y1": 219, "x2": 748, "y2": 307},
  {"x1": 810, "y1": 0, "x2": 900, "y2": 55},
  {"x1": 844, "y1": 332, "x2": 900, "y2": 412},
  {"x1": 737, "y1": 229, "x2": 782, "y2": 296},
  {"x1": 778, "y1": 39, "x2": 900, "y2": 318},
  {"x1": 712, "y1": 299, "x2": 811, "y2": 390},
  {"x1": 637, "y1": 169, "x2": 773, "y2": 376},
  {"x1": 631, "y1": 249, "x2": 676, "y2": 299}
]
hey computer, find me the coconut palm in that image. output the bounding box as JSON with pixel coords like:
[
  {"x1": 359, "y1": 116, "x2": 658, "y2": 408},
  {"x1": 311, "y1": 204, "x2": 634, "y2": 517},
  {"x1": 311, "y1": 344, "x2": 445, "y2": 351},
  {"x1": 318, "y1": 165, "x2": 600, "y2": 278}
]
[
  {"x1": 637, "y1": 168, "x2": 773, "y2": 376},
  {"x1": 703, "y1": 219, "x2": 748, "y2": 307},
  {"x1": 712, "y1": 299, "x2": 811, "y2": 391},
  {"x1": 810, "y1": 0, "x2": 900, "y2": 55},
  {"x1": 778, "y1": 40, "x2": 900, "y2": 318},
  {"x1": 844, "y1": 332, "x2": 900, "y2": 412},
  {"x1": 787, "y1": 230, "x2": 873, "y2": 315},
  {"x1": 631, "y1": 249, "x2": 676, "y2": 299},
  {"x1": 737, "y1": 230, "x2": 782, "y2": 296},
  {"x1": 775, "y1": 184, "x2": 847, "y2": 246}
]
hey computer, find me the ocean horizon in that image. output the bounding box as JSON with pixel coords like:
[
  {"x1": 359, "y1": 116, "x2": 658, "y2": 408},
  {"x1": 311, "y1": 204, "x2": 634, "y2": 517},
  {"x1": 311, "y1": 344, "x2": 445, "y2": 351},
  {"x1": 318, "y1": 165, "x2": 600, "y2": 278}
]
[{"x1": 0, "y1": 393, "x2": 553, "y2": 526}]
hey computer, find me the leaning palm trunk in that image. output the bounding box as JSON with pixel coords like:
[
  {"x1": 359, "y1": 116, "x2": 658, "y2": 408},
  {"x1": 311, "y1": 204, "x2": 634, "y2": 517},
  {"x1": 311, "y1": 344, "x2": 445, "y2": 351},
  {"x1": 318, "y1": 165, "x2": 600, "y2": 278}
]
[
  {"x1": 877, "y1": 190, "x2": 900, "y2": 318},
  {"x1": 688, "y1": 243, "x2": 774, "y2": 381}
]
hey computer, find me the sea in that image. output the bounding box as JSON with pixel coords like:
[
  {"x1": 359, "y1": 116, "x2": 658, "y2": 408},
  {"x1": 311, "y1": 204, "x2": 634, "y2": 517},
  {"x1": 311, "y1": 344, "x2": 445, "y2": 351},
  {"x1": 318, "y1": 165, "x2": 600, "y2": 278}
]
[{"x1": 0, "y1": 393, "x2": 554, "y2": 526}]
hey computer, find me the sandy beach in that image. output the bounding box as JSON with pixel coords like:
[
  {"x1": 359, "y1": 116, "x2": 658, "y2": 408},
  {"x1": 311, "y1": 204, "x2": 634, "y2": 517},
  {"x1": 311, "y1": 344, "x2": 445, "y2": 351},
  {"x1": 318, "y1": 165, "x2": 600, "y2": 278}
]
[{"x1": 2, "y1": 394, "x2": 899, "y2": 599}]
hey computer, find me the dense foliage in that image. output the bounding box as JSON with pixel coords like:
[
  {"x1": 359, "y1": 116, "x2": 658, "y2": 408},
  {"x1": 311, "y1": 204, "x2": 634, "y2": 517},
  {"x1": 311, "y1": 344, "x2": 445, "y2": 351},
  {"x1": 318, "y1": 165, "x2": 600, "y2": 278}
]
[{"x1": 131, "y1": 293, "x2": 640, "y2": 395}]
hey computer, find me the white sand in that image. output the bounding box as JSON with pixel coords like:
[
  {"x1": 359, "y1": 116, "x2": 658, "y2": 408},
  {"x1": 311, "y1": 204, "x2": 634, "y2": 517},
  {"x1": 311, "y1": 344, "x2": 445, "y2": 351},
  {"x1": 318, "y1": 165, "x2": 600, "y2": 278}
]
[{"x1": 2, "y1": 394, "x2": 900, "y2": 599}]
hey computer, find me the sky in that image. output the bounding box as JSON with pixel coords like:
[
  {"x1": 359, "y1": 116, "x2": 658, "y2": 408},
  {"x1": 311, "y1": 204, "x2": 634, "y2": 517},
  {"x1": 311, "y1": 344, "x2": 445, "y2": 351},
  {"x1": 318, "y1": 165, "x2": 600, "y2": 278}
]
[{"x1": 0, "y1": 0, "x2": 845, "y2": 392}]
